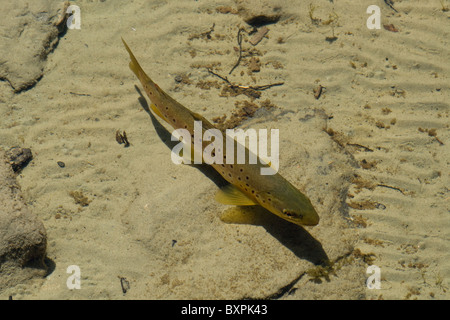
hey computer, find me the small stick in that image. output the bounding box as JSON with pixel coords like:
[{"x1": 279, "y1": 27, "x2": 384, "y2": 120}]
[
  {"x1": 384, "y1": 0, "x2": 398, "y2": 13},
  {"x1": 69, "y1": 92, "x2": 91, "y2": 96},
  {"x1": 229, "y1": 28, "x2": 244, "y2": 75},
  {"x1": 207, "y1": 69, "x2": 232, "y2": 85},
  {"x1": 377, "y1": 184, "x2": 405, "y2": 195},
  {"x1": 434, "y1": 136, "x2": 444, "y2": 146},
  {"x1": 347, "y1": 143, "x2": 374, "y2": 152},
  {"x1": 237, "y1": 83, "x2": 284, "y2": 91},
  {"x1": 207, "y1": 68, "x2": 283, "y2": 91}
]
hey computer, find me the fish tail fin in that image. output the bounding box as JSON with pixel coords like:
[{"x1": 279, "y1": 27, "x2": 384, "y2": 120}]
[{"x1": 121, "y1": 37, "x2": 144, "y2": 78}]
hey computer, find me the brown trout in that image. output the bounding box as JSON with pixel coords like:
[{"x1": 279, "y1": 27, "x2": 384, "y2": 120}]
[{"x1": 122, "y1": 38, "x2": 319, "y2": 226}]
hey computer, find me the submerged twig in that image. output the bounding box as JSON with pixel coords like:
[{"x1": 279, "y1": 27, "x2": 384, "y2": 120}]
[
  {"x1": 207, "y1": 68, "x2": 284, "y2": 91},
  {"x1": 207, "y1": 69, "x2": 232, "y2": 85},
  {"x1": 377, "y1": 184, "x2": 405, "y2": 195},
  {"x1": 347, "y1": 143, "x2": 374, "y2": 152},
  {"x1": 229, "y1": 28, "x2": 244, "y2": 75},
  {"x1": 384, "y1": 0, "x2": 398, "y2": 13},
  {"x1": 237, "y1": 82, "x2": 284, "y2": 91},
  {"x1": 69, "y1": 92, "x2": 91, "y2": 96}
]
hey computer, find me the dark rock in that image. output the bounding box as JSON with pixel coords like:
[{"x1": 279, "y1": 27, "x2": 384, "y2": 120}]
[
  {"x1": 6, "y1": 147, "x2": 32, "y2": 172},
  {"x1": 0, "y1": 1, "x2": 67, "y2": 92},
  {"x1": 235, "y1": 0, "x2": 283, "y2": 27},
  {"x1": 0, "y1": 149, "x2": 47, "y2": 291}
]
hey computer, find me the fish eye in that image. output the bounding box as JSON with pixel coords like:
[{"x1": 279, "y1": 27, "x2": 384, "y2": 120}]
[
  {"x1": 282, "y1": 209, "x2": 303, "y2": 220},
  {"x1": 282, "y1": 209, "x2": 294, "y2": 217}
]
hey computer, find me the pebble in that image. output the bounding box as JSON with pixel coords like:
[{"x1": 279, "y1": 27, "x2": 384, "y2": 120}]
[{"x1": 175, "y1": 75, "x2": 183, "y2": 83}]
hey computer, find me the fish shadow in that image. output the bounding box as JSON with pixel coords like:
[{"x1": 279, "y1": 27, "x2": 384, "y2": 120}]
[
  {"x1": 135, "y1": 86, "x2": 228, "y2": 188},
  {"x1": 262, "y1": 215, "x2": 327, "y2": 264},
  {"x1": 135, "y1": 87, "x2": 327, "y2": 264},
  {"x1": 220, "y1": 206, "x2": 328, "y2": 264}
]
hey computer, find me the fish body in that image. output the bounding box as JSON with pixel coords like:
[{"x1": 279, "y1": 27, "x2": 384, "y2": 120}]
[{"x1": 122, "y1": 38, "x2": 319, "y2": 226}]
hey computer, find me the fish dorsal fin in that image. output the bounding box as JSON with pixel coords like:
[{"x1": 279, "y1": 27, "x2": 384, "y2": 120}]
[{"x1": 215, "y1": 185, "x2": 257, "y2": 206}]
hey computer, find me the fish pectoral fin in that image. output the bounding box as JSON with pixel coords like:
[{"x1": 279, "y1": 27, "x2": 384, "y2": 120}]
[
  {"x1": 150, "y1": 103, "x2": 168, "y2": 122},
  {"x1": 219, "y1": 206, "x2": 270, "y2": 225},
  {"x1": 215, "y1": 185, "x2": 257, "y2": 206}
]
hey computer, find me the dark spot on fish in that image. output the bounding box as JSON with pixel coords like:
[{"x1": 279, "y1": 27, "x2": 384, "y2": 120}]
[
  {"x1": 228, "y1": 173, "x2": 232, "y2": 178},
  {"x1": 246, "y1": 176, "x2": 249, "y2": 180},
  {"x1": 57, "y1": 161, "x2": 65, "y2": 168}
]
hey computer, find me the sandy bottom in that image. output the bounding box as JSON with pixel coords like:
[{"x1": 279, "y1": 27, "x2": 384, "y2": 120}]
[{"x1": 0, "y1": 0, "x2": 448, "y2": 299}]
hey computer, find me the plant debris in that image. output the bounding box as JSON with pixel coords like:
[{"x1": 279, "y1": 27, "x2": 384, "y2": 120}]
[
  {"x1": 418, "y1": 127, "x2": 444, "y2": 145},
  {"x1": 6, "y1": 147, "x2": 32, "y2": 172},
  {"x1": 383, "y1": 24, "x2": 399, "y2": 32},
  {"x1": 249, "y1": 26, "x2": 269, "y2": 46},
  {"x1": 313, "y1": 85, "x2": 325, "y2": 99},
  {"x1": 118, "y1": 276, "x2": 130, "y2": 294},
  {"x1": 347, "y1": 200, "x2": 378, "y2": 210},
  {"x1": 69, "y1": 190, "x2": 91, "y2": 207},
  {"x1": 247, "y1": 56, "x2": 261, "y2": 73},
  {"x1": 215, "y1": 6, "x2": 238, "y2": 15},
  {"x1": 116, "y1": 130, "x2": 130, "y2": 147},
  {"x1": 208, "y1": 68, "x2": 283, "y2": 99},
  {"x1": 188, "y1": 23, "x2": 216, "y2": 41},
  {"x1": 212, "y1": 99, "x2": 276, "y2": 130},
  {"x1": 384, "y1": 0, "x2": 398, "y2": 13}
]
